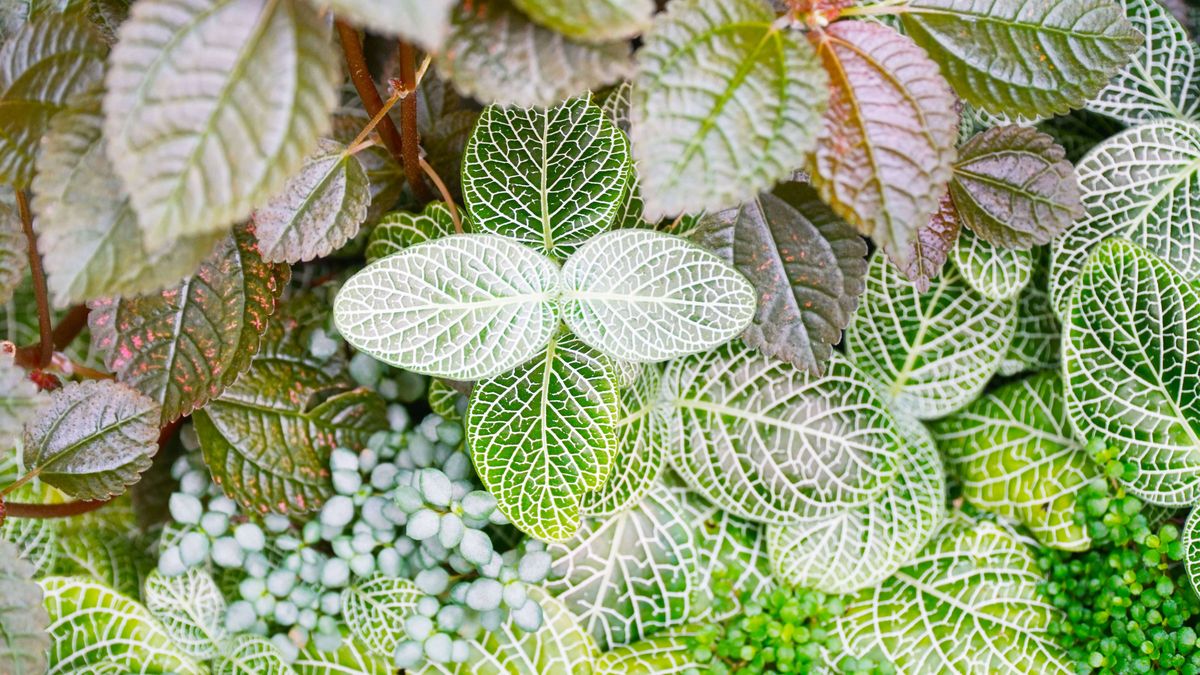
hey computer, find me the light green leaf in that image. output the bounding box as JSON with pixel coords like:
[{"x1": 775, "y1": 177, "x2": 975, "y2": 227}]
[
  {"x1": 253, "y1": 138, "x2": 369, "y2": 264},
  {"x1": 630, "y1": 0, "x2": 826, "y2": 220},
  {"x1": 511, "y1": 0, "x2": 652, "y2": 42},
  {"x1": 933, "y1": 371, "x2": 1100, "y2": 550},
  {"x1": 0, "y1": 14, "x2": 106, "y2": 186},
  {"x1": 23, "y1": 380, "x2": 160, "y2": 500},
  {"x1": 313, "y1": 0, "x2": 453, "y2": 51},
  {"x1": 1185, "y1": 507, "x2": 1199, "y2": 596},
  {"x1": 293, "y1": 634, "x2": 390, "y2": 675},
  {"x1": 104, "y1": 0, "x2": 339, "y2": 252},
  {"x1": 143, "y1": 569, "x2": 226, "y2": 661},
  {"x1": 364, "y1": 201, "x2": 462, "y2": 263},
  {"x1": 898, "y1": 0, "x2": 1140, "y2": 118},
  {"x1": 32, "y1": 96, "x2": 224, "y2": 306},
  {"x1": 1, "y1": 482, "x2": 61, "y2": 575},
  {"x1": 468, "y1": 332, "x2": 618, "y2": 542},
  {"x1": 594, "y1": 625, "x2": 708, "y2": 674},
  {"x1": 836, "y1": 514, "x2": 1072, "y2": 673},
  {"x1": 340, "y1": 576, "x2": 421, "y2": 660},
  {"x1": 436, "y1": 0, "x2": 631, "y2": 108},
  {"x1": 1050, "y1": 119, "x2": 1200, "y2": 318},
  {"x1": 0, "y1": 201, "x2": 26, "y2": 304},
  {"x1": 463, "y1": 97, "x2": 630, "y2": 259},
  {"x1": 580, "y1": 364, "x2": 666, "y2": 517},
  {"x1": 546, "y1": 483, "x2": 697, "y2": 650},
  {"x1": 40, "y1": 576, "x2": 203, "y2": 675},
  {"x1": 0, "y1": 540, "x2": 48, "y2": 675},
  {"x1": 766, "y1": 414, "x2": 946, "y2": 594},
  {"x1": 89, "y1": 225, "x2": 289, "y2": 425},
  {"x1": 999, "y1": 249, "x2": 1060, "y2": 377},
  {"x1": 951, "y1": 227, "x2": 1033, "y2": 301},
  {"x1": 0, "y1": 355, "x2": 45, "y2": 450},
  {"x1": 561, "y1": 229, "x2": 756, "y2": 363},
  {"x1": 334, "y1": 234, "x2": 561, "y2": 381},
  {"x1": 53, "y1": 524, "x2": 147, "y2": 598},
  {"x1": 1063, "y1": 238, "x2": 1200, "y2": 505},
  {"x1": 1086, "y1": 0, "x2": 1200, "y2": 124},
  {"x1": 845, "y1": 252, "x2": 1017, "y2": 419},
  {"x1": 427, "y1": 378, "x2": 467, "y2": 422},
  {"x1": 214, "y1": 634, "x2": 295, "y2": 675},
  {"x1": 663, "y1": 344, "x2": 906, "y2": 523}
]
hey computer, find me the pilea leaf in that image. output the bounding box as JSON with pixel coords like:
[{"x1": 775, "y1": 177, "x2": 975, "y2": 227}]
[
  {"x1": 253, "y1": 138, "x2": 370, "y2": 264},
  {"x1": 560, "y1": 229, "x2": 757, "y2": 363},
  {"x1": 143, "y1": 568, "x2": 227, "y2": 660},
  {"x1": 546, "y1": 483, "x2": 698, "y2": 650},
  {"x1": 511, "y1": 0, "x2": 653, "y2": 42},
  {"x1": 214, "y1": 635, "x2": 295, "y2": 675},
  {"x1": 808, "y1": 21, "x2": 958, "y2": 273},
  {"x1": 0, "y1": 201, "x2": 25, "y2": 304},
  {"x1": 581, "y1": 364, "x2": 667, "y2": 517},
  {"x1": 23, "y1": 380, "x2": 160, "y2": 501},
  {"x1": 89, "y1": 225, "x2": 289, "y2": 425},
  {"x1": 1186, "y1": 508, "x2": 1200, "y2": 596},
  {"x1": 999, "y1": 249, "x2": 1060, "y2": 376},
  {"x1": 1063, "y1": 238, "x2": 1200, "y2": 505},
  {"x1": 951, "y1": 227, "x2": 1034, "y2": 302},
  {"x1": 845, "y1": 252, "x2": 1017, "y2": 420},
  {"x1": 468, "y1": 333, "x2": 618, "y2": 542},
  {"x1": 334, "y1": 234, "x2": 561, "y2": 381},
  {"x1": 888, "y1": 191, "x2": 962, "y2": 293},
  {"x1": 329, "y1": 110, "x2": 404, "y2": 226},
  {"x1": 104, "y1": 0, "x2": 339, "y2": 252},
  {"x1": 365, "y1": 202, "x2": 463, "y2": 263},
  {"x1": 594, "y1": 625, "x2": 708, "y2": 674},
  {"x1": 436, "y1": 0, "x2": 631, "y2": 108},
  {"x1": 1050, "y1": 119, "x2": 1200, "y2": 318},
  {"x1": 463, "y1": 97, "x2": 630, "y2": 259},
  {"x1": 340, "y1": 576, "x2": 422, "y2": 660},
  {"x1": 692, "y1": 182, "x2": 868, "y2": 375},
  {"x1": 899, "y1": 0, "x2": 1140, "y2": 118},
  {"x1": 933, "y1": 372, "x2": 1100, "y2": 551},
  {"x1": 631, "y1": 0, "x2": 827, "y2": 219},
  {"x1": 314, "y1": 0, "x2": 454, "y2": 51},
  {"x1": 0, "y1": 540, "x2": 48, "y2": 675},
  {"x1": 0, "y1": 14, "x2": 106, "y2": 186}
]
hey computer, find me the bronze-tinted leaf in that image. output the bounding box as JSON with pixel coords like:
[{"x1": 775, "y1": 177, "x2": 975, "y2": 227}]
[{"x1": 888, "y1": 192, "x2": 961, "y2": 293}]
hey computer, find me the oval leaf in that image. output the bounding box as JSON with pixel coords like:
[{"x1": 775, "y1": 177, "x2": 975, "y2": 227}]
[
  {"x1": 214, "y1": 635, "x2": 295, "y2": 675},
  {"x1": 951, "y1": 227, "x2": 1033, "y2": 301},
  {"x1": 341, "y1": 576, "x2": 421, "y2": 660},
  {"x1": 364, "y1": 201, "x2": 462, "y2": 263},
  {"x1": 0, "y1": 540, "x2": 48, "y2": 675},
  {"x1": 594, "y1": 625, "x2": 708, "y2": 674},
  {"x1": 511, "y1": 0, "x2": 653, "y2": 42},
  {"x1": 143, "y1": 568, "x2": 227, "y2": 660},
  {"x1": 315, "y1": 0, "x2": 453, "y2": 51}
]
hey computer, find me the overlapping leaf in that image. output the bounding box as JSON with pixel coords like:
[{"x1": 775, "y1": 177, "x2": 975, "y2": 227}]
[
  {"x1": 1063, "y1": 238, "x2": 1200, "y2": 505},
  {"x1": 329, "y1": 109, "x2": 403, "y2": 225},
  {"x1": 0, "y1": 201, "x2": 25, "y2": 304},
  {"x1": 143, "y1": 568, "x2": 226, "y2": 660},
  {"x1": 889, "y1": 192, "x2": 962, "y2": 293},
  {"x1": 315, "y1": 0, "x2": 453, "y2": 51},
  {"x1": 214, "y1": 635, "x2": 294, "y2": 675},
  {"x1": 0, "y1": 355, "x2": 44, "y2": 450},
  {"x1": 951, "y1": 227, "x2": 1033, "y2": 301},
  {"x1": 104, "y1": 0, "x2": 339, "y2": 251},
  {"x1": 1186, "y1": 507, "x2": 1200, "y2": 595},
  {"x1": 630, "y1": 0, "x2": 827, "y2": 219},
  {"x1": 511, "y1": 0, "x2": 653, "y2": 42},
  {"x1": 334, "y1": 234, "x2": 561, "y2": 381},
  {"x1": 0, "y1": 540, "x2": 48, "y2": 675},
  {"x1": 340, "y1": 576, "x2": 421, "y2": 659},
  {"x1": 52, "y1": 524, "x2": 147, "y2": 598},
  {"x1": 999, "y1": 249, "x2": 1060, "y2": 376},
  {"x1": 293, "y1": 636, "x2": 390, "y2": 675},
  {"x1": 1037, "y1": 109, "x2": 1126, "y2": 164},
  {"x1": 463, "y1": 97, "x2": 630, "y2": 259},
  {"x1": 581, "y1": 364, "x2": 667, "y2": 517},
  {"x1": 594, "y1": 625, "x2": 707, "y2": 674},
  {"x1": 364, "y1": 202, "x2": 461, "y2": 263},
  {"x1": 0, "y1": 482, "x2": 61, "y2": 575}
]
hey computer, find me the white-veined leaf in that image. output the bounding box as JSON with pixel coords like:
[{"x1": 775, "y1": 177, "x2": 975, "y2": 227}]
[
  {"x1": 999, "y1": 249, "x2": 1060, "y2": 377},
  {"x1": 364, "y1": 201, "x2": 462, "y2": 263},
  {"x1": 580, "y1": 364, "x2": 666, "y2": 517},
  {"x1": 951, "y1": 227, "x2": 1033, "y2": 301},
  {"x1": 1063, "y1": 238, "x2": 1200, "y2": 505},
  {"x1": 52, "y1": 527, "x2": 147, "y2": 600},
  {"x1": 0, "y1": 200, "x2": 26, "y2": 304},
  {"x1": 463, "y1": 97, "x2": 630, "y2": 260},
  {"x1": 1, "y1": 482, "x2": 61, "y2": 575},
  {"x1": 214, "y1": 634, "x2": 295, "y2": 675},
  {"x1": 630, "y1": 0, "x2": 827, "y2": 219},
  {"x1": 511, "y1": 0, "x2": 653, "y2": 42},
  {"x1": 340, "y1": 576, "x2": 421, "y2": 659},
  {"x1": 1185, "y1": 507, "x2": 1199, "y2": 596},
  {"x1": 845, "y1": 252, "x2": 1017, "y2": 419},
  {"x1": 546, "y1": 483, "x2": 697, "y2": 650},
  {"x1": 143, "y1": 568, "x2": 226, "y2": 660},
  {"x1": 314, "y1": 0, "x2": 453, "y2": 51},
  {"x1": 561, "y1": 229, "x2": 756, "y2": 363},
  {"x1": 334, "y1": 234, "x2": 561, "y2": 381},
  {"x1": 0, "y1": 540, "x2": 48, "y2": 675},
  {"x1": 104, "y1": 0, "x2": 339, "y2": 251},
  {"x1": 468, "y1": 333, "x2": 618, "y2": 542},
  {"x1": 293, "y1": 634, "x2": 390, "y2": 675},
  {"x1": 594, "y1": 625, "x2": 707, "y2": 674}
]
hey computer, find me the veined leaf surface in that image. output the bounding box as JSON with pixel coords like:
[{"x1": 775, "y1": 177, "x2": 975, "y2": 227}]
[
  {"x1": 999, "y1": 248, "x2": 1060, "y2": 376},
  {"x1": 0, "y1": 355, "x2": 45, "y2": 451},
  {"x1": 364, "y1": 202, "x2": 462, "y2": 263},
  {"x1": 0, "y1": 540, "x2": 48, "y2": 675},
  {"x1": 143, "y1": 569, "x2": 226, "y2": 660},
  {"x1": 951, "y1": 227, "x2": 1033, "y2": 302},
  {"x1": 1185, "y1": 508, "x2": 1200, "y2": 595},
  {"x1": 594, "y1": 625, "x2": 708, "y2": 674},
  {"x1": 214, "y1": 635, "x2": 294, "y2": 675},
  {"x1": 889, "y1": 191, "x2": 962, "y2": 293},
  {"x1": 0, "y1": 201, "x2": 25, "y2": 304},
  {"x1": 581, "y1": 364, "x2": 667, "y2": 517},
  {"x1": 511, "y1": 0, "x2": 653, "y2": 42},
  {"x1": 314, "y1": 0, "x2": 453, "y2": 51},
  {"x1": 340, "y1": 576, "x2": 421, "y2": 660}
]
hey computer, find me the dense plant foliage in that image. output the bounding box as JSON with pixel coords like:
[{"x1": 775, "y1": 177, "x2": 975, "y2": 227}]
[{"x1": 1, "y1": 0, "x2": 1199, "y2": 673}]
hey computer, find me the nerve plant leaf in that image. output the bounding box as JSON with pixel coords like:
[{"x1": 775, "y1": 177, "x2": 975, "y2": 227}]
[
  {"x1": 463, "y1": 97, "x2": 631, "y2": 259},
  {"x1": 692, "y1": 183, "x2": 868, "y2": 375},
  {"x1": 899, "y1": 0, "x2": 1140, "y2": 118},
  {"x1": 1000, "y1": 249, "x2": 1060, "y2": 376},
  {"x1": 294, "y1": 638, "x2": 390, "y2": 675},
  {"x1": 0, "y1": 540, "x2": 48, "y2": 675},
  {"x1": 1186, "y1": 508, "x2": 1200, "y2": 595},
  {"x1": 887, "y1": 191, "x2": 961, "y2": 293},
  {"x1": 89, "y1": 225, "x2": 289, "y2": 425},
  {"x1": 467, "y1": 333, "x2": 618, "y2": 542},
  {"x1": 0, "y1": 201, "x2": 25, "y2": 304},
  {"x1": 340, "y1": 576, "x2": 422, "y2": 660},
  {"x1": 436, "y1": 0, "x2": 632, "y2": 108},
  {"x1": 594, "y1": 626, "x2": 708, "y2": 674},
  {"x1": 23, "y1": 380, "x2": 160, "y2": 501},
  {"x1": 631, "y1": 0, "x2": 827, "y2": 219},
  {"x1": 951, "y1": 227, "x2": 1033, "y2": 302},
  {"x1": 143, "y1": 568, "x2": 227, "y2": 660},
  {"x1": 334, "y1": 234, "x2": 561, "y2": 381},
  {"x1": 511, "y1": 0, "x2": 653, "y2": 42},
  {"x1": 949, "y1": 125, "x2": 1081, "y2": 249},
  {"x1": 1063, "y1": 238, "x2": 1200, "y2": 505},
  {"x1": 104, "y1": 0, "x2": 340, "y2": 252},
  {"x1": 365, "y1": 201, "x2": 463, "y2": 263},
  {"x1": 0, "y1": 14, "x2": 106, "y2": 186},
  {"x1": 560, "y1": 229, "x2": 756, "y2": 363},
  {"x1": 808, "y1": 21, "x2": 958, "y2": 272},
  {"x1": 253, "y1": 138, "x2": 370, "y2": 264},
  {"x1": 214, "y1": 635, "x2": 294, "y2": 675},
  {"x1": 314, "y1": 0, "x2": 454, "y2": 51}
]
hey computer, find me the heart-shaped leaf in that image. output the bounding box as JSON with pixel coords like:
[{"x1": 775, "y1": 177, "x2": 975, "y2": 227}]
[
  {"x1": 341, "y1": 576, "x2": 422, "y2": 660},
  {"x1": 0, "y1": 540, "x2": 48, "y2": 675},
  {"x1": 143, "y1": 568, "x2": 226, "y2": 660},
  {"x1": 511, "y1": 0, "x2": 653, "y2": 42},
  {"x1": 888, "y1": 192, "x2": 962, "y2": 293},
  {"x1": 313, "y1": 0, "x2": 454, "y2": 51},
  {"x1": 631, "y1": 0, "x2": 827, "y2": 219},
  {"x1": 951, "y1": 227, "x2": 1033, "y2": 301},
  {"x1": 561, "y1": 229, "x2": 756, "y2": 363},
  {"x1": 365, "y1": 201, "x2": 463, "y2": 263}
]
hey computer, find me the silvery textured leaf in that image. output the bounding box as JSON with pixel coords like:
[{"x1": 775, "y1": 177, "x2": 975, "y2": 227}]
[
  {"x1": 143, "y1": 568, "x2": 227, "y2": 660},
  {"x1": 0, "y1": 540, "x2": 48, "y2": 675},
  {"x1": 1063, "y1": 238, "x2": 1200, "y2": 505},
  {"x1": 593, "y1": 625, "x2": 707, "y2": 674},
  {"x1": 334, "y1": 234, "x2": 561, "y2": 381},
  {"x1": 999, "y1": 249, "x2": 1060, "y2": 377},
  {"x1": 340, "y1": 576, "x2": 421, "y2": 660},
  {"x1": 631, "y1": 0, "x2": 826, "y2": 219},
  {"x1": 580, "y1": 364, "x2": 666, "y2": 517},
  {"x1": 0, "y1": 201, "x2": 25, "y2": 304},
  {"x1": 463, "y1": 98, "x2": 630, "y2": 259},
  {"x1": 0, "y1": 355, "x2": 44, "y2": 451},
  {"x1": 561, "y1": 229, "x2": 756, "y2": 363},
  {"x1": 314, "y1": 0, "x2": 453, "y2": 51},
  {"x1": 951, "y1": 227, "x2": 1033, "y2": 302},
  {"x1": 214, "y1": 635, "x2": 295, "y2": 675},
  {"x1": 329, "y1": 109, "x2": 404, "y2": 225},
  {"x1": 845, "y1": 252, "x2": 1017, "y2": 419},
  {"x1": 104, "y1": 0, "x2": 339, "y2": 252},
  {"x1": 365, "y1": 201, "x2": 462, "y2": 263},
  {"x1": 254, "y1": 138, "x2": 370, "y2": 264},
  {"x1": 511, "y1": 0, "x2": 653, "y2": 42}
]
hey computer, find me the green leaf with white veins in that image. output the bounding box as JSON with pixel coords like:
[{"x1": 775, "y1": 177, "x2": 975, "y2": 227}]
[
  {"x1": 1050, "y1": 119, "x2": 1200, "y2": 318},
  {"x1": 463, "y1": 97, "x2": 630, "y2": 259},
  {"x1": 365, "y1": 201, "x2": 463, "y2": 263},
  {"x1": 561, "y1": 230, "x2": 756, "y2": 363},
  {"x1": 1063, "y1": 238, "x2": 1200, "y2": 505},
  {"x1": 1185, "y1": 508, "x2": 1200, "y2": 596},
  {"x1": 334, "y1": 234, "x2": 561, "y2": 381},
  {"x1": 313, "y1": 0, "x2": 454, "y2": 51},
  {"x1": 294, "y1": 636, "x2": 390, "y2": 675},
  {"x1": 0, "y1": 201, "x2": 26, "y2": 304},
  {"x1": 468, "y1": 333, "x2": 618, "y2": 542},
  {"x1": 594, "y1": 625, "x2": 708, "y2": 674},
  {"x1": 0, "y1": 356, "x2": 45, "y2": 451},
  {"x1": 23, "y1": 380, "x2": 160, "y2": 501},
  {"x1": 631, "y1": 0, "x2": 827, "y2": 220},
  {"x1": 253, "y1": 138, "x2": 369, "y2": 264},
  {"x1": 341, "y1": 576, "x2": 421, "y2": 660},
  {"x1": 143, "y1": 569, "x2": 226, "y2": 660},
  {"x1": 0, "y1": 540, "x2": 48, "y2": 675},
  {"x1": 1000, "y1": 249, "x2": 1060, "y2": 377},
  {"x1": 214, "y1": 635, "x2": 295, "y2": 675},
  {"x1": 663, "y1": 344, "x2": 906, "y2": 523},
  {"x1": 951, "y1": 227, "x2": 1033, "y2": 302},
  {"x1": 512, "y1": 0, "x2": 653, "y2": 42},
  {"x1": 845, "y1": 252, "x2": 1017, "y2": 420},
  {"x1": 898, "y1": 0, "x2": 1140, "y2": 118},
  {"x1": 104, "y1": 0, "x2": 339, "y2": 252}
]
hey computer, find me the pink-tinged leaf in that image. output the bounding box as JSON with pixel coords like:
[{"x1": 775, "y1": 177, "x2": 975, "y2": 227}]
[{"x1": 888, "y1": 192, "x2": 962, "y2": 293}]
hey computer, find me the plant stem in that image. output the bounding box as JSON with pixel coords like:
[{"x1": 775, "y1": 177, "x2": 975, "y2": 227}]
[
  {"x1": 398, "y1": 40, "x2": 432, "y2": 202},
  {"x1": 420, "y1": 157, "x2": 462, "y2": 233},
  {"x1": 3, "y1": 499, "x2": 110, "y2": 519},
  {"x1": 13, "y1": 305, "x2": 91, "y2": 371},
  {"x1": 346, "y1": 87, "x2": 404, "y2": 155},
  {"x1": 336, "y1": 20, "x2": 406, "y2": 165},
  {"x1": 15, "y1": 189, "x2": 52, "y2": 368}
]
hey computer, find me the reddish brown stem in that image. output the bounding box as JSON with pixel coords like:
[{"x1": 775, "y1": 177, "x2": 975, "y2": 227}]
[
  {"x1": 15, "y1": 190, "x2": 52, "y2": 368},
  {"x1": 3, "y1": 499, "x2": 110, "y2": 519},
  {"x1": 13, "y1": 305, "x2": 91, "y2": 371},
  {"x1": 336, "y1": 21, "x2": 406, "y2": 165},
  {"x1": 398, "y1": 40, "x2": 432, "y2": 202}
]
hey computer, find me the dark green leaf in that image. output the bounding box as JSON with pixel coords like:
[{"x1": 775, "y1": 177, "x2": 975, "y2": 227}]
[
  {"x1": 365, "y1": 202, "x2": 463, "y2": 263},
  {"x1": 0, "y1": 540, "x2": 48, "y2": 675},
  {"x1": 1036, "y1": 109, "x2": 1125, "y2": 163}
]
